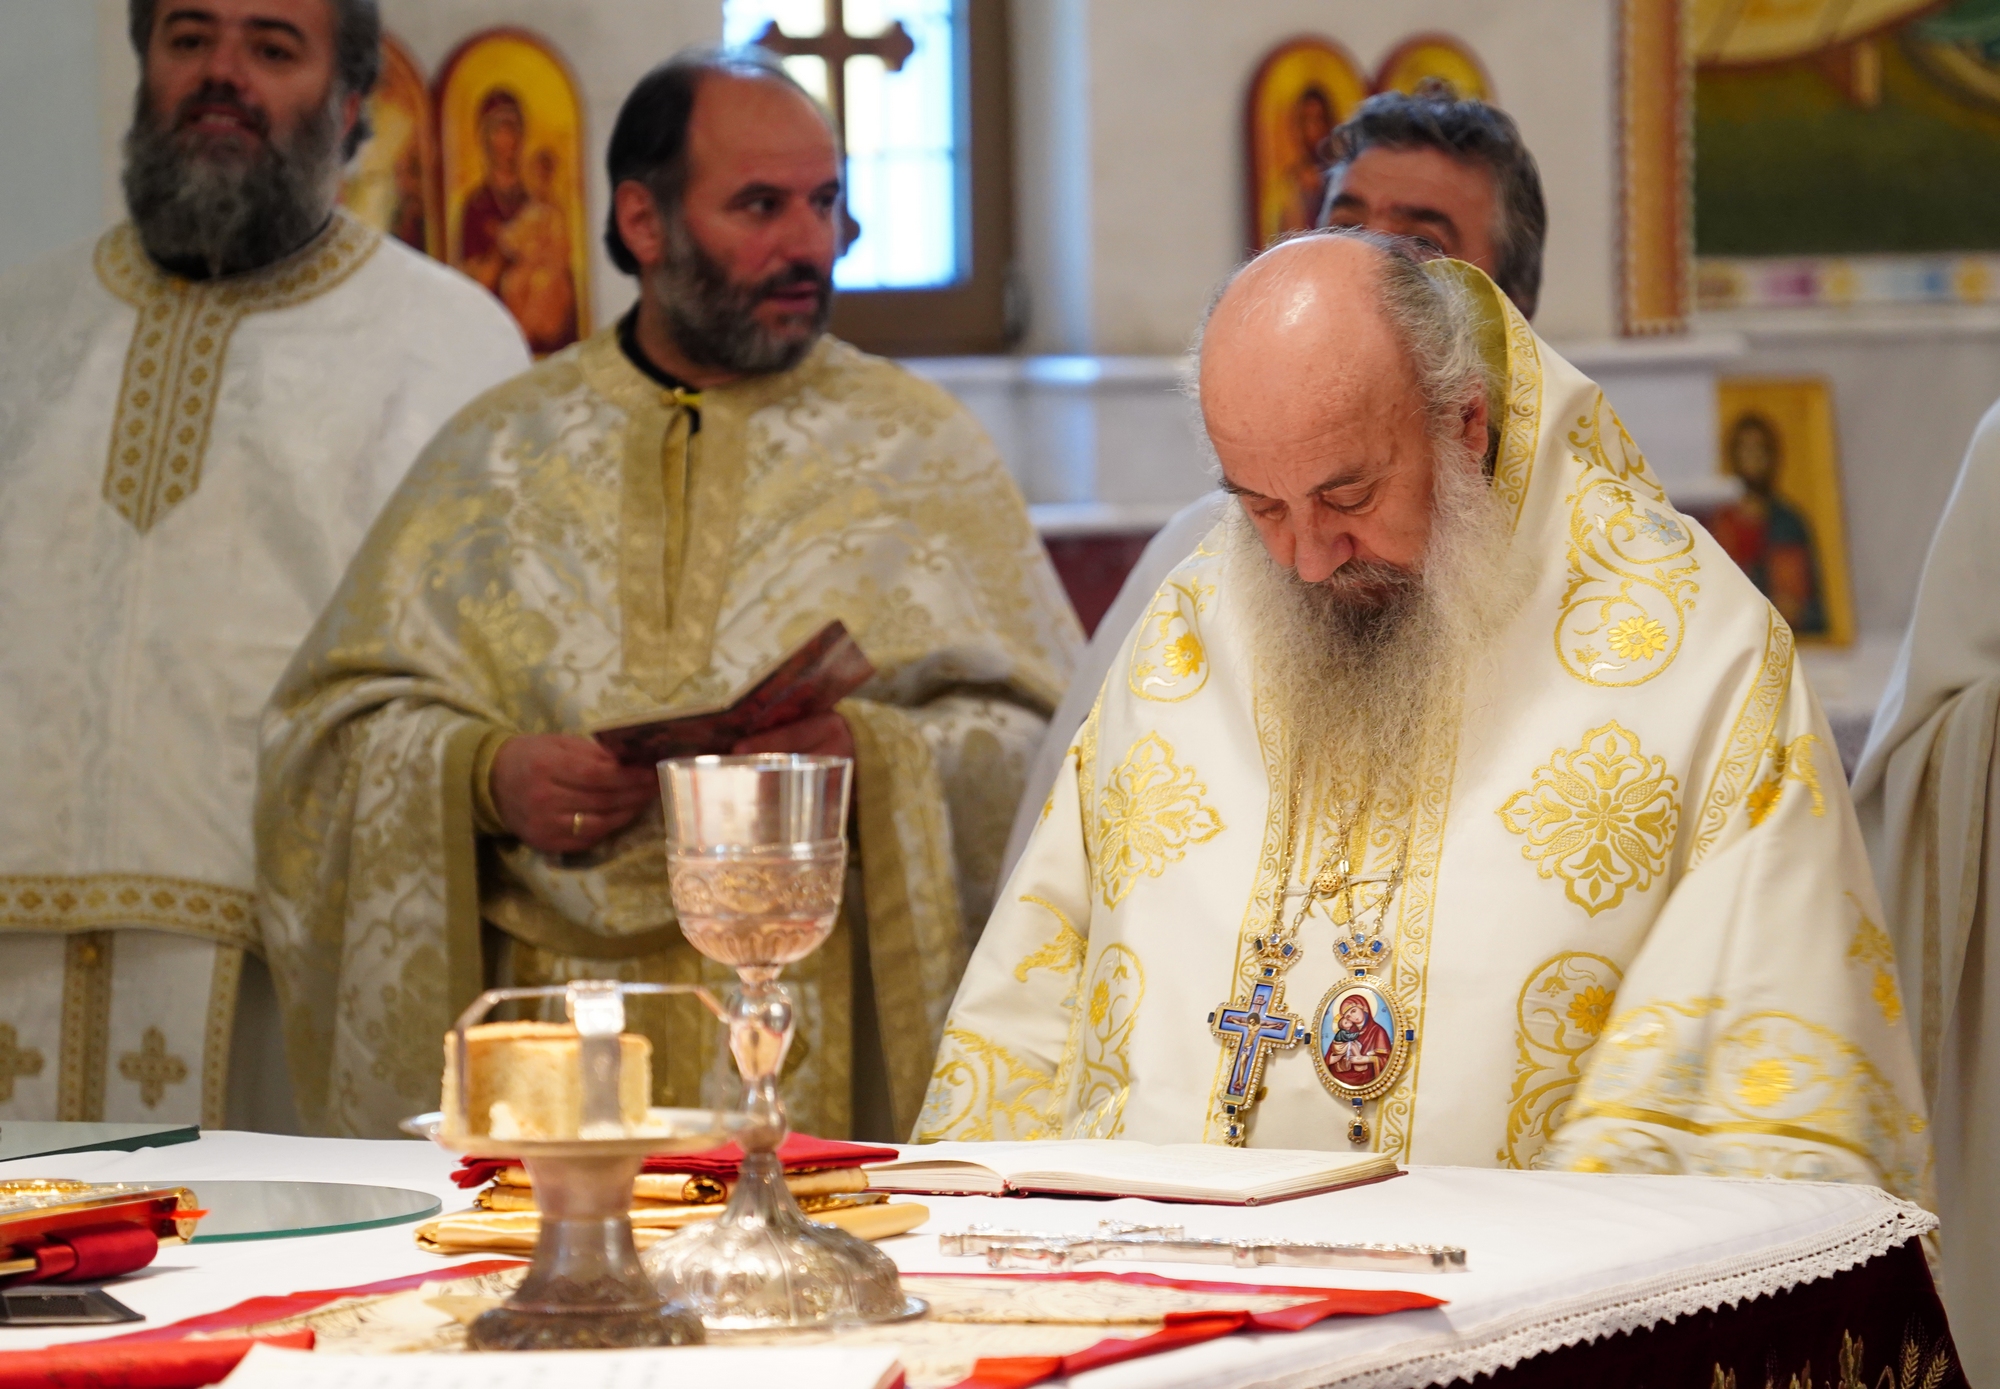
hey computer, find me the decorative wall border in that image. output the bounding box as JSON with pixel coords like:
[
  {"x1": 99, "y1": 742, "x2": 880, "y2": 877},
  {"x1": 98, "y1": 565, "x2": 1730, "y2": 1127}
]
[{"x1": 1618, "y1": 0, "x2": 1692, "y2": 335}]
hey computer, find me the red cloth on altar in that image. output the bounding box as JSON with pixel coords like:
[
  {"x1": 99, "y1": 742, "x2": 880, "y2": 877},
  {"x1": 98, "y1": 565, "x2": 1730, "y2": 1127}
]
[
  {"x1": 451, "y1": 1133, "x2": 897, "y2": 1188},
  {"x1": 0, "y1": 1331, "x2": 313, "y2": 1388}
]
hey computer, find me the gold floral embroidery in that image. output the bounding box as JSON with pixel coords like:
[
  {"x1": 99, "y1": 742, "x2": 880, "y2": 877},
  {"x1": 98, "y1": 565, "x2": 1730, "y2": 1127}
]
[
  {"x1": 1128, "y1": 572, "x2": 1216, "y2": 703},
  {"x1": 1691, "y1": 609, "x2": 1794, "y2": 866},
  {"x1": 1094, "y1": 733, "x2": 1224, "y2": 909},
  {"x1": 1710, "y1": 1326, "x2": 1955, "y2": 1389},
  {"x1": 1498, "y1": 722, "x2": 1680, "y2": 916},
  {"x1": 92, "y1": 213, "x2": 379, "y2": 533},
  {"x1": 0, "y1": 874, "x2": 258, "y2": 952},
  {"x1": 117, "y1": 1026, "x2": 190, "y2": 1110},
  {"x1": 1569, "y1": 998, "x2": 1924, "y2": 1198},
  {"x1": 1012, "y1": 895, "x2": 1087, "y2": 982},
  {"x1": 914, "y1": 1026, "x2": 1056, "y2": 1142},
  {"x1": 1554, "y1": 418, "x2": 1700, "y2": 688},
  {"x1": 1746, "y1": 733, "x2": 1826, "y2": 827},
  {"x1": 1068, "y1": 944, "x2": 1144, "y2": 1138},
  {"x1": 0, "y1": 1024, "x2": 44, "y2": 1103},
  {"x1": 1500, "y1": 952, "x2": 1626, "y2": 1169},
  {"x1": 1847, "y1": 895, "x2": 1904, "y2": 1027}
]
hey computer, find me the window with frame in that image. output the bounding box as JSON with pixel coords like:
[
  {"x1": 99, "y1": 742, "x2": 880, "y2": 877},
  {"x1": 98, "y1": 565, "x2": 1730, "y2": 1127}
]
[{"x1": 722, "y1": 0, "x2": 1015, "y2": 354}]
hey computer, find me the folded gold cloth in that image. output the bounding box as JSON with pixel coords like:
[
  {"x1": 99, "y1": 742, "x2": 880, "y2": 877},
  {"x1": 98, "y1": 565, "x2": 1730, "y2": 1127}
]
[
  {"x1": 416, "y1": 1199, "x2": 927, "y2": 1256},
  {"x1": 477, "y1": 1165, "x2": 871, "y2": 1207}
]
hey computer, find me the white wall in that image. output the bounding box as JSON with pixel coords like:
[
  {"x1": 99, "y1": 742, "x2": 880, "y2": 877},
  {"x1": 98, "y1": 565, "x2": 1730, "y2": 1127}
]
[
  {"x1": 1010, "y1": 0, "x2": 1620, "y2": 355},
  {"x1": 0, "y1": 2, "x2": 108, "y2": 276}
]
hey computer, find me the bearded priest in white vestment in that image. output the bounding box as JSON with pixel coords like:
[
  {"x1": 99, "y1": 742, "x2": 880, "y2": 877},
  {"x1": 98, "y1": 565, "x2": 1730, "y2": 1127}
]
[
  {"x1": 1853, "y1": 401, "x2": 2000, "y2": 1380},
  {"x1": 257, "y1": 49, "x2": 1079, "y2": 1140},
  {"x1": 0, "y1": 0, "x2": 528, "y2": 1129},
  {"x1": 923, "y1": 232, "x2": 1930, "y2": 1204}
]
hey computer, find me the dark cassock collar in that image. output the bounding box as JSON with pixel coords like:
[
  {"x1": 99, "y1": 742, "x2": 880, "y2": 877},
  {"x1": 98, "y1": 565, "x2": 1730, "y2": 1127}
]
[{"x1": 616, "y1": 307, "x2": 705, "y2": 434}]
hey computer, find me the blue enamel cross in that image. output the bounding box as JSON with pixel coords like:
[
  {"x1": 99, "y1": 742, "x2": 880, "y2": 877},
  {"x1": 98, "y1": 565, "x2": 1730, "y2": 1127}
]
[{"x1": 1208, "y1": 979, "x2": 1306, "y2": 1139}]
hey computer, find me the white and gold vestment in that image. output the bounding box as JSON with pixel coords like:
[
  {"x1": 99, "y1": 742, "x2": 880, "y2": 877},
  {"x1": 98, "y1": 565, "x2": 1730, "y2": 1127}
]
[
  {"x1": 0, "y1": 215, "x2": 529, "y2": 1127},
  {"x1": 258, "y1": 331, "x2": 1081, "y2": 1139},
  {"x1": 923, "y1": 265, "x2": 1929, "y2": 1204},
  {"x1": 1853, "y1": 400, "x2": 2000, "y2": 1380}
]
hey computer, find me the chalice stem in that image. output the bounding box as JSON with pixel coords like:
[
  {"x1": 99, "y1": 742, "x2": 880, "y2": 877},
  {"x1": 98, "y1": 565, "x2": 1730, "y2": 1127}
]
[{"x1": 728, "y1": 976, "x2": 795, "y2": 1156}]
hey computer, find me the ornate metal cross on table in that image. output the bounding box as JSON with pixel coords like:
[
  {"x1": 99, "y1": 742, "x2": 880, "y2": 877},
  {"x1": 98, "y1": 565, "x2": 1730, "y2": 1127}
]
[
  {"x1": 1209, "y1": 978, "x2": 1307, "y2": 1143},
  {"x1": 940, "y1": 1221, "x2": 1467, "y2": 1274}
]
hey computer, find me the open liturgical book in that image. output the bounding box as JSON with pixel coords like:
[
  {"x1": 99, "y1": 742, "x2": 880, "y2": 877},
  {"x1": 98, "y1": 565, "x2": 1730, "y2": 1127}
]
[
  {"x1": 865, "y1": 1141, "x2": 1400, "y2": 1205},
  {"x1": 589, "y1": 621, "x2": 876, "y2": 766}
]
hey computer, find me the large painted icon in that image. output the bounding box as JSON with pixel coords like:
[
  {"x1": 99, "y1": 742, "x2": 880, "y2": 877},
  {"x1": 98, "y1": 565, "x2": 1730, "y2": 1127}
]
[
  {"x1": 1701, "y1": 379, "x2": 1856, "y2": 645},
  {"x1": 339, "y1": 35, "x2": 440, "y2": 257},
  {"x1": 1311, "y1": 977, "x2": 1408, "y2": 1102},
  {"x1": 438, "y1": 29, "x2": 591, "y2": 357},
  {"x1": 1245, "y1": 38, "x2": 1369, "y2": 251},
  {"x1": 1244, "y1": 34, "x2": 1495, "y2": 252},
  {"x1": 1696, "y1": 0, "x2": 2000, "y2": 305}
]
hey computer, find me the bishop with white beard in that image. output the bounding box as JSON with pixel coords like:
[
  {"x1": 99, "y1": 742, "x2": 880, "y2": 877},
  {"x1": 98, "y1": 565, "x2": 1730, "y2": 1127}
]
[
  {"x1": 0, "y1": 0, "x2": 527, "y2": 1129},
  {"x1": 923, "y1": 233, "x2": 1930, "y2": 1204}
]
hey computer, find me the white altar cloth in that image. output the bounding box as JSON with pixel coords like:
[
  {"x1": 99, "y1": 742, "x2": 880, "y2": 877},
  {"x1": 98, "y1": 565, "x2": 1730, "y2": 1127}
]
[{"x1": 0, "y1": 1133, "x2": 1934, "y2": 1388}]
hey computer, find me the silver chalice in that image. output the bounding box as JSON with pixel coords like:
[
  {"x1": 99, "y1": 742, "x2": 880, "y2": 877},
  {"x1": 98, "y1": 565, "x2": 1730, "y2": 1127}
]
[{"x1": 644, "y1": 754, "x2": 921, "y2": 1330}]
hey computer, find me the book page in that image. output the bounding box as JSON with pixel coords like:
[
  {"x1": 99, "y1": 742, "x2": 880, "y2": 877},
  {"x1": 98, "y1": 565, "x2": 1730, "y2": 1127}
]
[{"x1": 880, "y1": 1141, "x2": 1387, "y2": 1198}]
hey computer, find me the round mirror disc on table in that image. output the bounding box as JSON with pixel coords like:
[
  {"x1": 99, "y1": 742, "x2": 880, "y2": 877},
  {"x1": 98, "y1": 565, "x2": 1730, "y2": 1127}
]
[{"x1": 168, "y1": 1182, "x2": 441, "y2": 1242}]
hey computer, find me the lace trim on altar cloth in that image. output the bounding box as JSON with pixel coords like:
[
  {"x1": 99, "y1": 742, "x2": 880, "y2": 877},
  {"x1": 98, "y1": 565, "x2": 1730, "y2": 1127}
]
[{"x1": 1277, "y1": 1183, "x2": 1937, "y2": 1389}]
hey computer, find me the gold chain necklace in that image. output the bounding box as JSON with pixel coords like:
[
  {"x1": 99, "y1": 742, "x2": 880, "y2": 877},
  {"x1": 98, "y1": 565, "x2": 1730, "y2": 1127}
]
[{"x1": 1207, "y1": 766, "x2": 1414, "y2": 1146}]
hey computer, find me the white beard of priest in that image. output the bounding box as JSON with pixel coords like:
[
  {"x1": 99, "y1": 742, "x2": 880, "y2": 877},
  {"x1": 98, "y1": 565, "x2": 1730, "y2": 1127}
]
[{"x1": 925, "y1": 230, "x2": 1931, "y2": 1209}]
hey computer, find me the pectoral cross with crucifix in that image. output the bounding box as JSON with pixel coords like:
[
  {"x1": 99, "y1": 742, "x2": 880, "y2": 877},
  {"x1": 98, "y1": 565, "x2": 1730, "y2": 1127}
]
[{"x1": 1208, "y1": 978, "x2": 1307, "y2": 1144}]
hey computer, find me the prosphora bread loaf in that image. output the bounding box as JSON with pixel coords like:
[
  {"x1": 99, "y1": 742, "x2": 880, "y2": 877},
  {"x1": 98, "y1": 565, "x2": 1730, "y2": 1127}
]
[{"x1": 442, "y1": 1021, "x2": 652, "y2": 1140}]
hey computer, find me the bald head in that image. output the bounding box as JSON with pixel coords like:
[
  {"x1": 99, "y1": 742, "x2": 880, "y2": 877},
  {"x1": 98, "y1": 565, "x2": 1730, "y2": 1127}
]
[{"x1": 1201, "y1": 232, "x2": 1487, "y2": 585}]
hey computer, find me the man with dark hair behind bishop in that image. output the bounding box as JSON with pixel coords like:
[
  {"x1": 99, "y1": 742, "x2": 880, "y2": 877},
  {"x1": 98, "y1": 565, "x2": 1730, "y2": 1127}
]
[{"x1": 256, "y1": 45, "x2": 1081, "y2": 1140}]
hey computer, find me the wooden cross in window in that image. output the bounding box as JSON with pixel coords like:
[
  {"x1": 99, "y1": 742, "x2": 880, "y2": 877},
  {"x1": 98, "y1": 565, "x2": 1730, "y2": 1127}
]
[{"x1": 753, "y1": 0, "x2": 916, "y2": 142}]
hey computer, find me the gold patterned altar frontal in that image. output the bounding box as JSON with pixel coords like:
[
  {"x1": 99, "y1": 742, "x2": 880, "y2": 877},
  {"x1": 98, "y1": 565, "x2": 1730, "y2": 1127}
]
[
  {"x1": 1498, "y1": 722, "x2": 1679, "y2": 917},
  {"x1": 91, "y1": 214, "x2": 379, "y2": 534},
  {"x1": 0, "y1": 874, "x2": 257, "y2": 952}
]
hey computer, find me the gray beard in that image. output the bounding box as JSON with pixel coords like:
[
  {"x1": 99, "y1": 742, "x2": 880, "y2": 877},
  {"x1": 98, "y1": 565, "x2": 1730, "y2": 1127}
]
[
  {"x1": 644, "y1": 221, "x2": 831, "y2": 376},
  {"x1": 122, "y1": 88, "x2": 343, "y2": 279},
  {"x1": 1225, "y1": 440, "x2": 1536, "y2": 799}
]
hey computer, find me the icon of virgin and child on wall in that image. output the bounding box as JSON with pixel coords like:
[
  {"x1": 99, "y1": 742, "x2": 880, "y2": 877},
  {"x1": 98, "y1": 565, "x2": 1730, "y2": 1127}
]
[{"x1": 340, "y1": 28, "x2": 590, "y2": 358}]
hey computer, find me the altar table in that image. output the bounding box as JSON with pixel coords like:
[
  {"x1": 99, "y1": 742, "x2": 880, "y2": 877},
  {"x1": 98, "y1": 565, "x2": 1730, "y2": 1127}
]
[{"x1": 0, "y1": 1133, "x2": 1960, "y2": 1388}]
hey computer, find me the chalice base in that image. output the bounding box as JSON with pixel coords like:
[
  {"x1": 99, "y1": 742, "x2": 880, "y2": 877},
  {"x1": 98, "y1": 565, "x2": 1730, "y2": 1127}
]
[
  {"x1": 643, "y1": 1152, "x2": 923, "y2": 1330},
  {"x1": 468, "y1": 1153, "x2": 705, "y2": 1351}
]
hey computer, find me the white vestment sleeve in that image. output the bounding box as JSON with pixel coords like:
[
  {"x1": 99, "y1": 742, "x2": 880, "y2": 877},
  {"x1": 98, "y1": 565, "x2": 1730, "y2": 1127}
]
[
  {"x1": 1000, "y1": 493, "x2": 1225, "y2": 881},
  {"x1": 916, "y1": 744, "x2": 1094, "y2": 1141}
]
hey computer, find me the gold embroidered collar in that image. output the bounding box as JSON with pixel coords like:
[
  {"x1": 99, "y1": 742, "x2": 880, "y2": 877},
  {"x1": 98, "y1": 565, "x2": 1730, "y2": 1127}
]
[{"x1": 91, "y1": 210, "x2": 382, "y2": 533}]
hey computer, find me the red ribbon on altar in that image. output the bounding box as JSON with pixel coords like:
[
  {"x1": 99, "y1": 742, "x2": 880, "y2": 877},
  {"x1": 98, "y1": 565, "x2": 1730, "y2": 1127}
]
[
  {"x1": 451, "y1": 1133, "x2": 898, "y2": 1188},
  {"x1": 0, "y1": 1331, "x2": 314, "y2": 1389}
]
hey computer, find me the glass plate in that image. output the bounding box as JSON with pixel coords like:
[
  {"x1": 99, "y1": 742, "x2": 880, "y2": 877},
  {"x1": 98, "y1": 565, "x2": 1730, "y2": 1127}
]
[{"x1": 168, "y1": 1181, "x2": 443, "y2": 1242}]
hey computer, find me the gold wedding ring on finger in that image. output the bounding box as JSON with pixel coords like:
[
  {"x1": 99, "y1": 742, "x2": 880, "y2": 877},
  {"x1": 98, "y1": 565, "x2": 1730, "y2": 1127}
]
[{"x1": 572, "y1": 811, "x2": 586, "y2": 838}]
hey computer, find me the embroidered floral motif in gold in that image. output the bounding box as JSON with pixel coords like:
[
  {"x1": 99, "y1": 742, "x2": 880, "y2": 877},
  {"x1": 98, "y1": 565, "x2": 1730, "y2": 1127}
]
[
  {"x1": 117, "y1": 1025, "x2": 189, "y2": 1110},
  {"x1": 913, "y1": 1026, "x2": 1057, "y2": 1142},
  {"x1": 1746, "y1": 733, "x2": 1826, "y2": 827},
  {"x1": 1554, "y1": 400, "x2": 1700, "y2": 688},
  {"x1": 1500, "y1": 951, "x2": 1626, "y2": 1169},
  {"x1": 1070, "y1": 944, "x2": 1144, "y2": 1138},
  {"x1": 91, "y1": 213, "x2": 379, "y2": 533},
  {"x1": 1498, "y1": 721, "x2": 1680, "y2": 916},
  {"x1": 1128, "y1": 574, "x2": 1215, "y2": 703},
  {"x1": 1847, "y1": 895, "x2": 1905, "y2": 1027},
  {"x1": 1013, "y1": 895, "x2": 1086, "y2": 982},
  {"x1": 1094, "y1": 732, "x2": 1224, "y2": 909},
  {"x1": 0, "y1": 1023, "x2": 44, "y2": 1104},
  {"x1": 1690, "y1": 608, "x2": 1794, "y2": 867}
]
